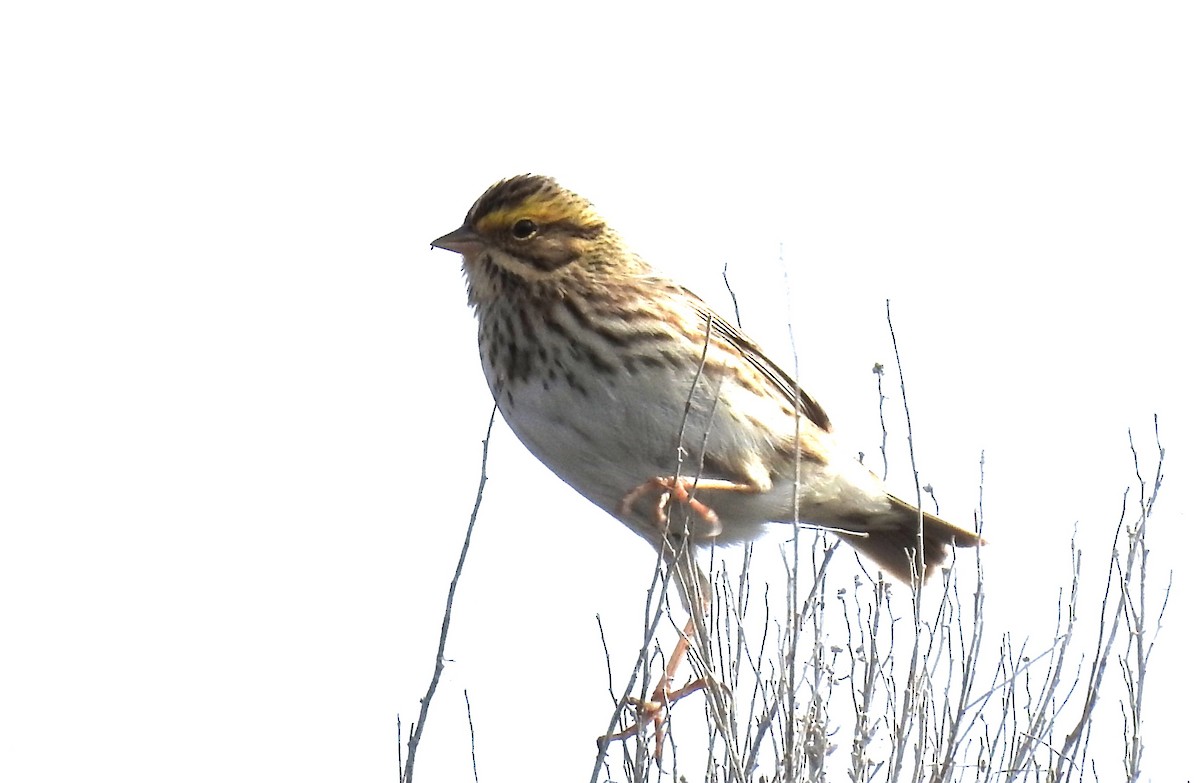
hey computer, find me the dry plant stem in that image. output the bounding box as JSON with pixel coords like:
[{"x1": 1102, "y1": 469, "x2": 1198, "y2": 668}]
[
  {"x1": 885, "y1": 299, "x2": 928, "y2": 582},
  {"x1": 593, "y1": 532, "x2": 753, "y2": 780},
  {"x1": 843, "y1": 576, "x2": 889, "y2": 783},
  {"x1": 932, "y1": 545, "x2": 985, "y2": 783},
  {"x1": 712, "y1": 548, "x2": 759, "y2": 777},
  {"x1": 400, "y1": 406, "x2": 497, "y2": 783},
  {"x1": 1053, "y1": 421, "x2": 1167, "y2": 782},
  {"x1": 463, "y1": 690, "x2": 479, "y2": 783},
  {"x1": 1059, "y1": 501, "x2": 1130, "y2": 775},
  {"x1": 676, "y1": 545, "x2": 746, "y2": 783},
  {"x1": 591, "y1": 550, "x2": 673, "y2": 783},
  {"x1": 780, "y1": 245, "x2": 817, "y2": 783},
  {"x1": 1121, "y1": 416, "x2": 1168, "y2": 780},
  {"x1": 921, "y1": 456, "x2": 988, "y2": 778},
  {"x1": 719, "y1": 542, "x2": 803, "y2": 780},
  {"x1": 884, "y1": 300, "x2": 927, "y2": 783},
  {"x1": 763, "y1": 541, "x2": 839, "y2": 781},
  {"x1": 593, "y1": 541, "x2": 732, "y2": 783},
  {"x1": 952, "y1": 456, "x2": 1070, "y2": 761},
  {"x1": 721, "y1": 262, "x2": 743, "y2": 328},
  {"x1": 949, "y1": 532, "x2": 987, "y2": 725},
  {"x1": 699, "y1": 549, "x2": 753, "y2": 775},
  {"x1": 596, "y1": 614, "x2": 618, "y2": 711},
  {"x1": 598, "y1": 416, "x2": 1161, "y2": 782},
  {"x1": 1005, "y1": 539, "x2": 1083, "y2": 781},
  {"x1": 873, "y1": 362, "x2": 889, "y2": 480}
]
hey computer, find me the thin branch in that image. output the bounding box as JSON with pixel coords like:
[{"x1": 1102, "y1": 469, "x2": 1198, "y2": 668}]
[
  {"x1": 885, "y1": 299, "x2": 926, "y2": 583},
  {"x1": 401, "y1": 405, "x2": 498, "y2": 783},
  {"x1": 722, "y1": 262, "x2": 743, "y2": 328},
  {"x1": 873, "y1": 362, "x2": 889, "y2": 479},
  {"x1": 464, "y1": 690, "x2": 480, "y2": 783}
]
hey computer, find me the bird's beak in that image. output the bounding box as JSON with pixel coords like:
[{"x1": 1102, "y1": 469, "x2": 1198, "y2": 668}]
[{"x1": 431, "y1": 224, "x2": 483, "y2": 254}]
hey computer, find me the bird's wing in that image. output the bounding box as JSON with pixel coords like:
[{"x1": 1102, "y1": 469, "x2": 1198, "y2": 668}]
[{"x1": 687, "y1": 294, "x2": 834, "y2": 434}]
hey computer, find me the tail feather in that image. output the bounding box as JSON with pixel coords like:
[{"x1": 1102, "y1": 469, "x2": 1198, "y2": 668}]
[{"x1": 835, "y1": 495, "x2": 984, "y2": 584}]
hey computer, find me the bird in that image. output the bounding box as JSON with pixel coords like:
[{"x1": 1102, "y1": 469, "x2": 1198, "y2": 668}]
[{"x1": 431, "y1": 173, "x2": 983, "y2": 754}]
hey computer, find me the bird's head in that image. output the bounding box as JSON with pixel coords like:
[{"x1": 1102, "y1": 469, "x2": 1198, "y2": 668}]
[{"x1": 432, "y1": 174, "x2": 637, "y2": 304}]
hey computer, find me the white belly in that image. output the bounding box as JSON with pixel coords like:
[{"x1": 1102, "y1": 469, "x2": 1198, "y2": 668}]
[{"x1": 485, "y1": 346, "x2": 887, "y2": 547}]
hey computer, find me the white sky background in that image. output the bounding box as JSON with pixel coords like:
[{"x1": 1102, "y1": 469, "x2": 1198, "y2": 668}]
[{"x1": 2, "y1": 2, "x2": 1196, "y2": 780}]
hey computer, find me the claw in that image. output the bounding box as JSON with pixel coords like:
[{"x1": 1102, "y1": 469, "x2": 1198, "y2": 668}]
[
  {"x1": 599, "y1": 677, "x2": 711, "y2": 761},
  {"x1": 597, "y1": 617, "x2": 713, "y2": 763},
  {"x1": 618, "y1": 476, "x2": 723, "y2": 536}
]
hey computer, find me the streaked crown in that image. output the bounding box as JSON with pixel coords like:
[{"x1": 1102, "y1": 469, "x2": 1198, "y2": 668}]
[
  {"x1": 434, "y1": 175, "x2": 633, "y2": 281},
  {"x1": 466, "y1": 175, "x2": 603, "y2": 241}
]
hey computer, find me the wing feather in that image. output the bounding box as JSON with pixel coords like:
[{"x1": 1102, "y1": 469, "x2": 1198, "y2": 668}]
[{"x1": 686, "y1": 292, "x2": 834, "y2": 434}]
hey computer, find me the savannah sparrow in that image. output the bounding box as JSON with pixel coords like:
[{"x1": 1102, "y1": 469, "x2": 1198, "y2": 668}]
[{"x1": 432, "y1": 174, "x2": 982, "y2": 582}]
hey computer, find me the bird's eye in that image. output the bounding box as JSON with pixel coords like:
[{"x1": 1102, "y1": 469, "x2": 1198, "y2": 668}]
[{"x1": 511, "y1": 219, "x2": 538, "y2": 239}]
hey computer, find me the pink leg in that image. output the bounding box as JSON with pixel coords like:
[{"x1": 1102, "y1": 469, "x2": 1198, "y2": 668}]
[
  {"x1": 602, "y1": 475, "x2": 762, "y2": 760},
  {"x1": 599, "y1": 616, "x2": 712, "y2": 762}
]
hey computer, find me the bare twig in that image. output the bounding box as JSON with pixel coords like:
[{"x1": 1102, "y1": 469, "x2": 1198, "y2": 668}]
[
  {"x1": 884, "y1": 300, "x2": 927, "y2": 783},
  {"x1": 582, "y1": 280, "x2": 1171, "y2": 783},
  {"x1": 464, "y1": 690, "x2": 479, "y2": 783},
  {"x1": 400, "y1": 405, "x2": 498, "y2": 783},
  {"x1": 873, "y1": 362, "x2": 889, "y2": 479},
  {"x1": 722, "y1": 262, "x2": 743, "y2": 328},
  {"x1": 885, "y1": 299, "x2": 926, "y2": 583},
  {"x1": 1052, "y1": 420, "x2": 1167, "y2": 782}
]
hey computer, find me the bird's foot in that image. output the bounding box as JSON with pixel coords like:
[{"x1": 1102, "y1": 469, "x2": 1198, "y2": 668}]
[
  {"x1": 598, "y1": 675, "x2": 713, "y2": 763},
  {"x1": 617, "y1": 476, "x2": 723, "y2": 537}
]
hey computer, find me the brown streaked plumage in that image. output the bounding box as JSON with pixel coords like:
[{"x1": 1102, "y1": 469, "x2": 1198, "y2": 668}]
[
  {"x1": 433, "y1": 173, "x2": 983, "y2": 582},
  {"x1": 433, "y1": 174, "x2": 985, "y2": 757}
]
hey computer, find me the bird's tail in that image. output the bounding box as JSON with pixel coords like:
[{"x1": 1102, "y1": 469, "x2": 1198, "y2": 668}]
[{"x1": 834, "y1": 495, "x2": 984, "y2": 584}]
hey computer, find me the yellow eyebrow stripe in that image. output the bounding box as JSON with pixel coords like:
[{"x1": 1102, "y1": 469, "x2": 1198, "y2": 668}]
[{"x1": 474, "y1": 194, "x2": 598, "y2": 234}]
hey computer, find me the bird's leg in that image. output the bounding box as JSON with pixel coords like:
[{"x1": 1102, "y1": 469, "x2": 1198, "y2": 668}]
[
  {"x1": 599, "y1": 556, "x2": 716, "y2": 763},
  {"x1": 602, "y1": 481, "x2": 751, "y2": 761},
  {"x1": 599, "y1": 617, "x2": 714, "y2": 761}
]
